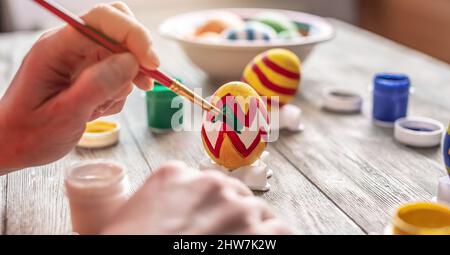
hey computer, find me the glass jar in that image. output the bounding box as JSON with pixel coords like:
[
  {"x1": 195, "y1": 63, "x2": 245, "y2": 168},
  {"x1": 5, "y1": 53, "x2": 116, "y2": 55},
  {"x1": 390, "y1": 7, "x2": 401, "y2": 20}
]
[{"x1": 64, "y1": 160, "x2": 130, "y2": 235}]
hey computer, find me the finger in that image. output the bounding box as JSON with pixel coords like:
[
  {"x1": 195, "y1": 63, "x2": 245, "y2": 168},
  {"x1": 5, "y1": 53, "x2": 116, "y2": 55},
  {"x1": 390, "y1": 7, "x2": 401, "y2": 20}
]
[
  {"x1": 88, "y1": 99, "x2": 115, "y2": 121},
  {"x1": 240, "y1": 197, "x2": 274, "y2": 221},
  {"x1": 49, "y1": 1, "x2": 137, "y2": 58},
  {"x1": 101, "y1": 99, "x2": 127, "y2": 117},
  {"x1": 113, "y1": 82, "x2": 134, "y2": 101},
  {"x1": 133, "y1": 74, "x2": 153, "y2": 91},
  {"x1": 60, "y1": 52, "x2": 139, "y2": 118},
  {"x1": 96, "y1": 3, "x2": 150, "y2": 91},
  {"x1": 222, "y1": 196, "x2": 274, "y2": 228},
  {"x1": 203, "y1": 170, "x2": 253, "y2": 197},
  {"x1": 110, "y1": 1, "x2": 135, "y2": 17},
  {"x1": 82, "y1": 3, "x2": 159, "y2": 70},
  {"x1": 149, "y1": 160, "x2": 198, "y2": 185},
  {"x1": 257, "y1": 218, "x2": 293, "y2": 235},
  {"x1": 153, "y1": 160, "x2": 195, "y2": 175}
]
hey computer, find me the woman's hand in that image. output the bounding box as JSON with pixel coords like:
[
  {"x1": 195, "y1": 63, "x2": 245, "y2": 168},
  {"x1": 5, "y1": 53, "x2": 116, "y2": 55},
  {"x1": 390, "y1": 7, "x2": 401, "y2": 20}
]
[
  {"x1": 102, "y1": 161, "x2": 292, "y2": 235},
  {"x1": 0, "y1": 2, "x2": 158, "y2": 173}
]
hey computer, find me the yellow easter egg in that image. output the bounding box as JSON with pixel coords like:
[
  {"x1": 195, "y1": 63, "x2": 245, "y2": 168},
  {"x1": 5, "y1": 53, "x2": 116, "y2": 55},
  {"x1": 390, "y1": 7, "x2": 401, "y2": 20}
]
[
  {"x1": 242, "y1": 48, "x2": 301, "y2": 107},
  {"x1": 201, "y1": 81, "x2": 270, "y2": 169}
]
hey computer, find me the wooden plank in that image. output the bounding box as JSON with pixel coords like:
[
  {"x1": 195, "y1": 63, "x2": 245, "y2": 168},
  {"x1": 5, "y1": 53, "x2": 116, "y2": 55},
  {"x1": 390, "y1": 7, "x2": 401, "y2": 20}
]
[
  {"x1": 1, "y1": 17, "x2": 448, "y2": 234},
  {"x1": 121, "y1": 36, "x2": 365, "y2": 233},
  {"x1": 4, "y1": 115, "x2": 151, "y2": 234},
  {"x1": 0, "y1": 32, "x2": 37, "y2": 234},
  {"x1": 273, "y1": 20, "x2": 450, "y2": 233},
  {"x1": 0, "y1": 33, "x2": 150, "y2": 234}
]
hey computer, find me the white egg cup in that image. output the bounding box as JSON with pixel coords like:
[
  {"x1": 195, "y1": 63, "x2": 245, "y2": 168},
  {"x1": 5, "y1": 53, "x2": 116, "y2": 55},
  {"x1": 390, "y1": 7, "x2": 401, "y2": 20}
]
[
  {"x1": 199, "y1": 151, "x2": 273, "y2": 191},
  {"x1": 431, "y1": 176, "x2": 450, "y2": 205}
]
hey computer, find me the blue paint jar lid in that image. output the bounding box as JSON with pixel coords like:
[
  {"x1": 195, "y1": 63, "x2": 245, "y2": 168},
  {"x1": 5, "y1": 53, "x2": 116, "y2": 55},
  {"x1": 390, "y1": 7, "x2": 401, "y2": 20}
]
[{"x1": 374, "y1": 73, "x2": 410, "y2": 93}]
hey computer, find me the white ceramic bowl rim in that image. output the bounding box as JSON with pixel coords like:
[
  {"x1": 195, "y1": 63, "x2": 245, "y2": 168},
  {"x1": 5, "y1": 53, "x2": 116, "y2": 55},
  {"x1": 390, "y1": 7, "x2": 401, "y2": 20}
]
[{"x1": 158, "y1": 8, "x2": 335, "y2": 49}]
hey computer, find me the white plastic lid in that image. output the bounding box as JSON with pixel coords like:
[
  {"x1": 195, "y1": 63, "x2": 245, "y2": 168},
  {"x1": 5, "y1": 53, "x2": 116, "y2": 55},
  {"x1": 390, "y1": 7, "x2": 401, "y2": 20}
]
[
  {"x1": 323, "y1": 88, "x2": 362, "y2": 113},
  {"x1": 394, "y1": 117, "x2": 444, "y2": 148}
]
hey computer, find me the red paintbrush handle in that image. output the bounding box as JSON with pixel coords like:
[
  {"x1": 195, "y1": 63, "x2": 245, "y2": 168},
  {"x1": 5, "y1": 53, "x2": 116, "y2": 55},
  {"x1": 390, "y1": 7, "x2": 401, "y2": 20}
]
[
  {"x1": 33, "y1": 0, "x2": 175, "y2": 88},
  {"x1": 140, "y1": 68, "x2": 174, "y2": 87}
]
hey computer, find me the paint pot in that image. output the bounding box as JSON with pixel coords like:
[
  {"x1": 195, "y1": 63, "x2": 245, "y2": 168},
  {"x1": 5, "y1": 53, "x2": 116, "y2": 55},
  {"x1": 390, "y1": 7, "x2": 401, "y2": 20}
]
[
  {"x1": 372, "y1": 73, "x2": 410, "y2": 127},
  {"x1": 394, "y1": 117, "x2": 444, "y2": 148},
  {"x1": 77, "y1": 120, "x2": 120, "y2": 149},
  {"x1": 392, "y1": 202, "x2": 450, "y2": 235},
  {"x1": 323, "y1": 88, "x2": 362, "y2": 113},
  {"x1": 146, "y1": 80, "x2": 183, "y2": 133},
  {"x1": 444, "y1": 124, "x2": 450, "y2": 175},
  {"x1": 64, "y1": 160, "x2": 130, "y2": 235}
]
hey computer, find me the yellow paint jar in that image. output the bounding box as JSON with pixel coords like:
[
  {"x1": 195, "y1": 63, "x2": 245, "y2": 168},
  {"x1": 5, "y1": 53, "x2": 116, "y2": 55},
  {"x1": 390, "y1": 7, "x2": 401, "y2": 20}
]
[
  {"x1": 392, "y1": 202, "x2": 450, "y2": 235},
  {"x1": 77, "y1": 120, "x2": 120, "y2": 149},
  {"x1": 85, "y1": 120, "x2": 117, "y2": 133}
]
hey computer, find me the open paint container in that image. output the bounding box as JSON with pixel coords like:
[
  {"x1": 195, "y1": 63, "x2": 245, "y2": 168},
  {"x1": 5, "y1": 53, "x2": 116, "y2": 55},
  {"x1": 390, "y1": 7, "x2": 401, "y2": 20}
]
[
  {"x1": 372, "y1": 73, "x2": 411, "y2": 127},
  {"x1": 323, "y1": 88, "x2": 362, "y2": 113},
  {"x1": 390, "y1": 202, "x2": 450, "y2": 235},
  {"x1": 64, "y1": 160, "x2": 130, "y2": 234},
  {"x1": 77, "y1": 120, "x2": 120, "y2": 149},
  {"x1": 394, "y1": 117, "x2": 444, "y2": 148},
  {"x1": 146, "y1": 80, "x2": 184, "y2": 133}
]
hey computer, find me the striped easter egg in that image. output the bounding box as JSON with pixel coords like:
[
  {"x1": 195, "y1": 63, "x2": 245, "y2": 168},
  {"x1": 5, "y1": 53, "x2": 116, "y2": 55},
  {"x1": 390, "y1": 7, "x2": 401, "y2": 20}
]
[
  {"x1": 222, "y1": 22, "x2": 277, "y2": 42},
  {"x1": 242, "y1": 49, "x2": 301, "y2": 107},
  {"x1": 195, "y1": 12, "x2": 244, "y2": 36},
  {"x1": 201, "y1": 82, "x2": 270, "y2": 170},
  {"x1": 251, "y1": 11, "x2": 298, "y2": 34}
]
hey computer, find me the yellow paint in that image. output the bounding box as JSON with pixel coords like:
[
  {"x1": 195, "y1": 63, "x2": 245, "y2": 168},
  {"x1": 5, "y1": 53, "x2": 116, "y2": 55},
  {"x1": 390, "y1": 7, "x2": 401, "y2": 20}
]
[
  {"x1": 85, "y1": 120, "x2": 117, "y2": 134},
  {"x1": 392, "y1": 202, "x2": 450, "y2": 235}
]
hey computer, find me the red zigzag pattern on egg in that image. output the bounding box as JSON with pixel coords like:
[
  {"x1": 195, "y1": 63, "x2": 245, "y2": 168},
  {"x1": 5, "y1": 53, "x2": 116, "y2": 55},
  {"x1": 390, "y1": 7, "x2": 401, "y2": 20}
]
[{"x1": 201, "y1": 94, "x2": 270, "y2": 158}]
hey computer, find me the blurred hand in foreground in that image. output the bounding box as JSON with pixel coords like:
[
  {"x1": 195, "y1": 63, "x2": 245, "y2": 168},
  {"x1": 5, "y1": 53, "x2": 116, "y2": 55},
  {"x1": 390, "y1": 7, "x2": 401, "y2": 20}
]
[
  {"x1": 103, "y1": 161, "x2": 293, "y2": 234},
  {"x1": 0, "y1": 2, "x2": 158, "y2": 173}
]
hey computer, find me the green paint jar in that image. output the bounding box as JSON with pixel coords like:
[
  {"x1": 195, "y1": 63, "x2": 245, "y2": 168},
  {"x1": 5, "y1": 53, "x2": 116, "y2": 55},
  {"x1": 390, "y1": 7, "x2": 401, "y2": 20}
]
[{"x1": 146, "y1": 80, "x2": 183, "y2": 132}]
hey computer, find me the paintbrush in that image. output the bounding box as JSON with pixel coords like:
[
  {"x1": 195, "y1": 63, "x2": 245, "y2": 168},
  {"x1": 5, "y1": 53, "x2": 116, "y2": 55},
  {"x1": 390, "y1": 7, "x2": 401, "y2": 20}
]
[{"x1": 32, "y1": 0, "x2": 221, "y2": 116}]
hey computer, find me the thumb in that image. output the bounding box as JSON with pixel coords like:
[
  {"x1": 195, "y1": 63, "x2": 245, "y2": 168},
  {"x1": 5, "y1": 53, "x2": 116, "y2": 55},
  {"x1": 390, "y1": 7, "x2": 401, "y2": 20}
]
[{"x1": 62, "y1": 52, "x2": 139, "y2": 116}]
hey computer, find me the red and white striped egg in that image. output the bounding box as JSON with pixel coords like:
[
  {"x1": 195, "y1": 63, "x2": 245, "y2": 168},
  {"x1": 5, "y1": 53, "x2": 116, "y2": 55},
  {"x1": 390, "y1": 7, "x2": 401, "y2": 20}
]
[{"x1": 242, "y1": 48, "x2": 301, "y2": 106}]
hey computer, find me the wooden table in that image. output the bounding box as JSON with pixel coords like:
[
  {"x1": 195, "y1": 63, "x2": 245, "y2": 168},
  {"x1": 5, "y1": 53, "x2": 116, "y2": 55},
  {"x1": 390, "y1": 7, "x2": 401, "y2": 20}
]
[{"x1": 0, "y1": 19, "x2": 449, "y2": 235}]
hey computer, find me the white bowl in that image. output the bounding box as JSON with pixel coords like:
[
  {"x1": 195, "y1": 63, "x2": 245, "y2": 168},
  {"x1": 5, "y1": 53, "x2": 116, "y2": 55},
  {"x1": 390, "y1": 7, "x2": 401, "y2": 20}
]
[{"x1": 159, "y1": 8, "x2": 335, "y2": 79}]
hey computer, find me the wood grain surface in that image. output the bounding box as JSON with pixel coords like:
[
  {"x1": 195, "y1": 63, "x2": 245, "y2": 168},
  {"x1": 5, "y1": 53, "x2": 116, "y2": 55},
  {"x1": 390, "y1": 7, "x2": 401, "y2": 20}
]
[{"x1": 0, "y1": 19, "x2": 449, "y2": 234}]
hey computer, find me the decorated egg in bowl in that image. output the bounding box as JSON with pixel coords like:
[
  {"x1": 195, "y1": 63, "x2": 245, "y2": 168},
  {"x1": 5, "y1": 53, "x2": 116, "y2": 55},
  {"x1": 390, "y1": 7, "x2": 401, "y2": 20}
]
[
  {"x1": 251, "y1": 11, "x2": 299, "y2": 34},
  {"x1": 222, "y1": 22, "x2": 277, "y2": 42},
  {"x1": 201, "y1": 81, "x2": 270, "y2": 169},
  {"x1": 242, "y1": 48, "x2": 301, "y2": 106},
  {"x1": 194, "y1": 12, "x2": 244, "y2": 36}
]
